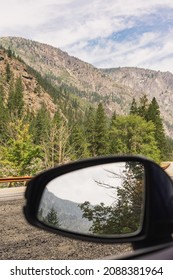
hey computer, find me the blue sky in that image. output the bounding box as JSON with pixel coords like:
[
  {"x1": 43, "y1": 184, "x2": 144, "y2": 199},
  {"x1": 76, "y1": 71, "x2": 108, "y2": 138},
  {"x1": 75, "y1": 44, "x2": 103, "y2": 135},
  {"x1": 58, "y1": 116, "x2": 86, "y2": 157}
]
[{"x1": 1, "y1": 0, "x2": 173, "y2": 72}]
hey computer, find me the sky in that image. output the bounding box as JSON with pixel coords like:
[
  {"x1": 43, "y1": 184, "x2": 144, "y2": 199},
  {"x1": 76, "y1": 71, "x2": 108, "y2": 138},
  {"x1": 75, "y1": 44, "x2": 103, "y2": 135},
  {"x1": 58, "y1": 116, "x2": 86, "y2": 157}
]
[
  {"x1": 0, "y1": 0, "x2": 173, "y2": 72},
  {"x1": 45, "y1": 163, "x2": 125, "y2": 205},
  {"x1": 45, "y1": 162, "x2": 144, "y2": 205}
]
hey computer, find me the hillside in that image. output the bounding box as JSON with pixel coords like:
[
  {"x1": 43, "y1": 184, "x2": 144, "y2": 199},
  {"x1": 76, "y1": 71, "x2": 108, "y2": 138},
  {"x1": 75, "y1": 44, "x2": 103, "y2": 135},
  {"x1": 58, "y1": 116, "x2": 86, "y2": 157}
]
[
  {"x1": 0, "y1": 37, "x2": 142, "y2": 115},
  {"x1": 39, "y1": 189, "x2": 92, "y2": 233},
  {"x1": 0, "y1": 47, "x2": 56, "y2": 115},
  {"x1": 1, "y1": 39, "x2": 173, "y2": 177},
  {"x1": 104, "y1": 67, "x2": 173, "y2": 134},
  {"x1": 0, "y1": 36, "x2": 173, "y2": 137}
]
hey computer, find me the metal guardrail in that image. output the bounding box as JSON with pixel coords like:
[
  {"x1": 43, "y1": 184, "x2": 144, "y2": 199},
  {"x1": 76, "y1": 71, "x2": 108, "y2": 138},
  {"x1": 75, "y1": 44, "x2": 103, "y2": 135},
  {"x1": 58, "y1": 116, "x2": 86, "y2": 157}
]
[
  {"x1": 0, "y1": 176, "x2": 32, "y2": 183},
  {"x1": 0, "y1": 162, "x2": 172, "y2": 185}
]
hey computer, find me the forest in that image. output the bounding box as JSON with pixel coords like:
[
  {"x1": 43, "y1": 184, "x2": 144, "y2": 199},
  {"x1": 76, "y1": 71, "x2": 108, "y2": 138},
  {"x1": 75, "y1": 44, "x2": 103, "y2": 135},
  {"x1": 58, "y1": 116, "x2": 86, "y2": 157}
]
[{"x1": 0, "y1": 47, "x2": 173, "y2": 179}]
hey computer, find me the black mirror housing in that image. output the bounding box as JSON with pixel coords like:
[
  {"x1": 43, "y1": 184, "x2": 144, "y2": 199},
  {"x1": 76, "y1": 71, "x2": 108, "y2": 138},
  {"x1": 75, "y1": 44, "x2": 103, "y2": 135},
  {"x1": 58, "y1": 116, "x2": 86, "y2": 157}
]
[{"x1": 24, "y1": 155, "x2": 173, "y2": 246}]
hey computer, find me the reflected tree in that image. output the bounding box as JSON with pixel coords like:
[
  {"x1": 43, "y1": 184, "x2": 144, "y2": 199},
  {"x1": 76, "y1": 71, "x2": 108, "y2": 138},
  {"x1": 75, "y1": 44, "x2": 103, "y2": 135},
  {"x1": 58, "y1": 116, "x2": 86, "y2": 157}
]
[
  {"x1": 38, "y1": 207, "x2": 61, "y2": 227},
  {"x1": 79, "y1": 162, "x2": 144, "y2": 235}
]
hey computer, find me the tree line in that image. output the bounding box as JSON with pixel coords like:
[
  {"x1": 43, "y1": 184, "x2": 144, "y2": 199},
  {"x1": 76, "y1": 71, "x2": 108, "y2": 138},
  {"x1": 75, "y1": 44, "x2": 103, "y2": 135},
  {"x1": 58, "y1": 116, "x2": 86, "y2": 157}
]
[{"x1": 0, "y1": 51, "x2": 173, "y2": 178}]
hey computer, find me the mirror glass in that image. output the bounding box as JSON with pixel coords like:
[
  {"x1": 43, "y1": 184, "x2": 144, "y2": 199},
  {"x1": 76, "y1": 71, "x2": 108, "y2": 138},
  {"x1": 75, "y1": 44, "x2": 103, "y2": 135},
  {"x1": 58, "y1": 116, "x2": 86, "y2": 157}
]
[{"x1": 37, "y1": 161, "x2": 145, "y2": 237}]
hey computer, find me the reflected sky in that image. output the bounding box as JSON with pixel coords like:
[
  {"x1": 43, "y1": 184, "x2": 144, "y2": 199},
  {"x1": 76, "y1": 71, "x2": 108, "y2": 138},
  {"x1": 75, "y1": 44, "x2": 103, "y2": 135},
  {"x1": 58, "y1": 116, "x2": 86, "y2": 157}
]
[{"x1": 46, "y1": 162, "x2": 132, "y2": 205}]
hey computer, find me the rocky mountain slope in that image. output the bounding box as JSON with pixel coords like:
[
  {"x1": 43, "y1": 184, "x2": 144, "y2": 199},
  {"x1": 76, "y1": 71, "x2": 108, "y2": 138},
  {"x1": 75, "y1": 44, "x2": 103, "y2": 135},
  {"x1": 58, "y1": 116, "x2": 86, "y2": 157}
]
[
  {"x1": 40, "y1": 189, "x2": 91, "y2": 233},
  {"x1": 104, "y1": 67, "x2": 173, "y2": 132},
  {"x1": 0, "y1": 47, "x2": 56, "y2": 115},
  {"x1": 0, "y1": 37, "x2": 173, "y2": 136}
]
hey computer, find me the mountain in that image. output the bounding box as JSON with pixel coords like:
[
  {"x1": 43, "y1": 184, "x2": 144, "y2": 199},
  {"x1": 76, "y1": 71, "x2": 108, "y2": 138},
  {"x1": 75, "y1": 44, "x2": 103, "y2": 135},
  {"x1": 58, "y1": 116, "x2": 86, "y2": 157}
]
[
  {"x1": 0, "y1": 47, "x2": 57, "y2": 115},
  {"x1": 0, "y1": 36, "x2": 173, "y2": 136},
  {"x1": 104, "y1": 67, "x2": 173, "y2": 134},
  {"x1": 39, "y1": 189, "x2": 92, "y2": 233},
  {"x1": 0, "y1": 37, "x2": 130, "y2": 115}
]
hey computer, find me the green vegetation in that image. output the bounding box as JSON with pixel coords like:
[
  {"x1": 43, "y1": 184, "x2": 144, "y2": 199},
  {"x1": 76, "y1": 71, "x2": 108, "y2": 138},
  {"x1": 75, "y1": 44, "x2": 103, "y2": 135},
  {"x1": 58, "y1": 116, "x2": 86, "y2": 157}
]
[
  {"x1": 0, "y1": 46, "x2": 173, "y2": 180},
  {"x1": 38, "y1": 207, "x2": 60, "y2": 227},
  {"x1": 130, "y1": 95, "x2": 169, "y2": 160},
  {"x1": 44, "y1": 208, "x2": 60, "y2": 227},
  {"x1": 80, "y1": 162, "x2": 144, "y2": 235}
]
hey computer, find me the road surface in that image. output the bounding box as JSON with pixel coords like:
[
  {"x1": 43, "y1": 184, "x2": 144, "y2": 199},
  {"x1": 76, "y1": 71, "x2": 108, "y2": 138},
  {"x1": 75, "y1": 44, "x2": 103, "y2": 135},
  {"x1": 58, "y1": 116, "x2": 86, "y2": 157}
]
[
  {"x1": 0, "y1": 187, "x2": 26, "y2": 201},
  {"x1": 0, "y1": 189, "x2": 132, "y2": 259}
]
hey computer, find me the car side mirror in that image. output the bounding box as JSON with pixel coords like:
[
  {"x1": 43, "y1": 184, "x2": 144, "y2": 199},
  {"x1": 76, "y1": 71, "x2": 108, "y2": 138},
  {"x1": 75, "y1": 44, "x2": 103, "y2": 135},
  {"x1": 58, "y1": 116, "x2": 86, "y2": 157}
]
[{"x1": 24, "y1": 156, "x2": 173, "y2": 246}]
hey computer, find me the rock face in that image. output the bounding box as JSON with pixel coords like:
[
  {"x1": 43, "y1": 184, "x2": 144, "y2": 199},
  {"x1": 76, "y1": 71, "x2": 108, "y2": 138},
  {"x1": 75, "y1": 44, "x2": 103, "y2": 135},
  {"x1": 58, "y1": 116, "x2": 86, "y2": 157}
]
[
  {"x1": 104, "y1": 67, "x2": 173, "y2": 135},
  {"x1": 0, "y1": 48, "x2": 56, "y2": 115},
  {"x1": 0, "y1": 37, "x2": 173, "y2": 136}
]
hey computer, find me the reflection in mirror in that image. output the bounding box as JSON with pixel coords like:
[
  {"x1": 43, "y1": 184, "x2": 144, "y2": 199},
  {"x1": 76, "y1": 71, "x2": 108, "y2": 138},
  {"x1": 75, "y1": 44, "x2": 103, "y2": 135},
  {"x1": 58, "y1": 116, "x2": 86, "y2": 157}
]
[{"x1": 37, "y1": 162, "x2": 145, "y2": 237}]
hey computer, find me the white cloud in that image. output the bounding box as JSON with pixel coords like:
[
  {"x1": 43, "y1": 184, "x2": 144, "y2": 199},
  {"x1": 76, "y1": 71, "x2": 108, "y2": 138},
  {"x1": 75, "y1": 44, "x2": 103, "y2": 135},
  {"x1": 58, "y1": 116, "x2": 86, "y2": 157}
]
[{"x1": 1, "y1": 0, "x2": 173, "y2": 72}]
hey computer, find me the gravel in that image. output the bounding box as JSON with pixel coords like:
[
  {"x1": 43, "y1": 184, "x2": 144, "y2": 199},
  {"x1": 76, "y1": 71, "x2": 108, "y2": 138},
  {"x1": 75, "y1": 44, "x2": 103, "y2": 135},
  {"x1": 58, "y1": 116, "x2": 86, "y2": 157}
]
[{"x1": 0, "y1": 199, "x2": 132, "y2": 259}]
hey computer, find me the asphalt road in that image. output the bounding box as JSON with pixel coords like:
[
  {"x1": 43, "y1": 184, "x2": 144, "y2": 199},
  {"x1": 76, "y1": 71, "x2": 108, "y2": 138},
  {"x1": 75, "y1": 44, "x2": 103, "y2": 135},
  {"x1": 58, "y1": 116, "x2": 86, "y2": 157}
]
[
  {"x1": 0, "y1": 190, "x2": 132, "y2": 259},
  {"x1": 0, "y1": 187, "x2": 26, "y2": 201}
]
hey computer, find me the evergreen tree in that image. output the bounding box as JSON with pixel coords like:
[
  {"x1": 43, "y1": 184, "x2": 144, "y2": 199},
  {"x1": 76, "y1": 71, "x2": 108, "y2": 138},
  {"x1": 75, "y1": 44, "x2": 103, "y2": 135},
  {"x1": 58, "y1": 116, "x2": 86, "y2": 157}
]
[
  {"x1": 0, "y1": 85, "x2": 9, "y2": 141},
  {"x1": 109, "y1": 112, "x2": 117, "y2": 154},
  {"x1": 7, "y1": 77, "x2": 24, "y2": 118},
  {"x1": 14, "y1": 77, "x2": 24, "y2": 117},
  {"x1": 94, "y1": 103, "x2": 109, "y2": 156},
  {"x1": 6, "y1": 63, "x2": 11, "y2": 83},
  {"x1": 30, "y1": 104, "x2": 51, "y2": 145},
  {"x1": 70, "y1": 124, "x2": 90, "y2": 160},
  {"x1": 137, "y1": 94, "x2": 149, "y2": 118},
  {"x1": 53, "y1": 110, "x2": 62, "y2": 129},
  {"x1": 7, "y1": 47, "x2": 12, "y2": 58},
  {"x1": 147, "y1": 97, "x2": 167, "y2": 159},
  {"x1": 165, "y1": 136, "x2": 173, "y2": 160},
  {"x1": 109, "y1": 115, "x2": 160, "y2": 162},
  {"x1": 45, "y1": 208, "x2": 60, "y2": 227},
  {"x1": 130, "y1": 98, "x2": 138, "y2": 115},
  {"x1": 84, "y1": 107, "x2": 96, "y2": 156},
  {"x1": 7, "y1": 79, "x2": 15, "y2": 112}
]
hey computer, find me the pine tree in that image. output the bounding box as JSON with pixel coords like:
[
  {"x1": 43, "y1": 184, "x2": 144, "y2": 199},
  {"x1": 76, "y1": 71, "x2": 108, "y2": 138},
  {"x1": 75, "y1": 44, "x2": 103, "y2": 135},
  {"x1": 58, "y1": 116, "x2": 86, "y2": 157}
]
[
  {"x1": 53, "y1": 110, "x2": 62, "y2": 129},
  {"x1": 30, "y1": 104, "x2": 51, "y2": 145},
  {"x1": 84, "y1": 107, "x2": 96, "y2": 156},
  {"x1": 6, "y1": 63, "x2": 11, "y2": 83},
  {"x1": 109, "y1": 112, "x2": 117, "y2": 154},
  {"x1": 165, "y1": 136, "x2": 173, "y2": 160},
  {"x1": 147, "y1": 97, "x2": 167, "y2": 159},
  {"x1": 0, "y1": 85, "x2": 9, "y2": 139},
  {"x1": 45, "y1": 208, "x2": 59, "y2": 227},
  {"x1": 7, "y1": 77, "x2": 24, "y2": 118},
  {"x1": 70, "y1": 124, "x2": 90, "y2": 160},
  {"x1": 137, "y1": 94, "x2": 149, "y2": 118},
  {"x1": 130, "y1": 98, "x2": 138, "y2": 115},
  {"x1": 108, "y1": 115, "x2": 160, "y2": 162},
  {"x1": 14, "y1": 77, "x2": 24, "y2": 117},
  {"x1": 7, "y1": 47, "x2": 12, "y2": 58},
  {"x1": 94, "y1": 103, "x2": 109, "y2": 156}
]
